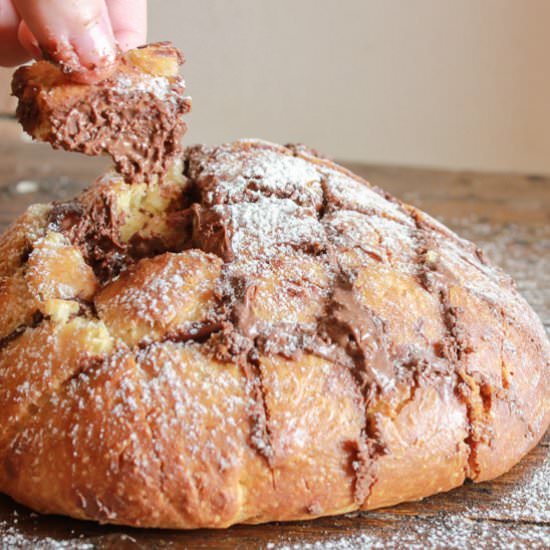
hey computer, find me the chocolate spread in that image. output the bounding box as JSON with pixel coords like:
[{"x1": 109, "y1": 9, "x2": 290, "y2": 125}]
[{"x1": 48, "y1": 84, "x2": 190, "y2": 184}]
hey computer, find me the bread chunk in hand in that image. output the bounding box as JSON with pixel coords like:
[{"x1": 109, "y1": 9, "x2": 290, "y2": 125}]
[{"x1": 11, "y1": 42, "x2": 191, "y2": 184}]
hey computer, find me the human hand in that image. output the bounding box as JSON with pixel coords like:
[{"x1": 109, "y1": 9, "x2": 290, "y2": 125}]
[{"x1": 0, "y1": 0, "x2": 147, "y2": 82}]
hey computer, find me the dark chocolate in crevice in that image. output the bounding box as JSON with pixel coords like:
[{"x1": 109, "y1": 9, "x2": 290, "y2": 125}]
[
  {"x1": 243, "y1": 353, "x2": 275, "y2": 466},
  {"x1": 0, "y1": 311, "x2": 44, "y2": 352},
  {"x1": 191, "y1": 204, "x2": 234, "y2": 262},
  {"x1": 322, "y1": 273, "x2": 395, "y2": 396},
  {"x1": 408, "y1": 210, "x2": 482, "y2": 480},
  {"x1": 319, "y1": 270, "x2": 391, "y2": 506},
  {"x1": 48, "y1": 184, "x2": 194, "y2": 283},
  {"x1": 49, "y1": 197, "x2": 127, "y2": 282}
]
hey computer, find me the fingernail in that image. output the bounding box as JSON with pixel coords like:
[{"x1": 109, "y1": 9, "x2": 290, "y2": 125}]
[
  {"x1": 17, "y1": 21, "x2": 43, "y2": 60},
  {"x1": 28, "y1": 37, "x2": 42, "y2": 59}
]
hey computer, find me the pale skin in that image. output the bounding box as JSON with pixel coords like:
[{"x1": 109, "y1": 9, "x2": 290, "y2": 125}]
[{"x1": 0, "y1": 0, "x2": 147, "y2": 82}]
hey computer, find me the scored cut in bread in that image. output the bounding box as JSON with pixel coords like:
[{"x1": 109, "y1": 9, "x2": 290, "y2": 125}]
[
  {"x1": 11, "y1": 42, "x2": 191, "y2": 184},
  {"x1": 0, "y1": 140, "x2": 548, "y2": 529}
]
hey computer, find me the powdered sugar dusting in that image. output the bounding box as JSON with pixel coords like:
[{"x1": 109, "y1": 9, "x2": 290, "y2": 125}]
[
  {"x1": 188, "y1": 144, "x2": 323, "y2": 209},
  {"x1": 96, "y1": 251, "x2": 219, "y2": 336},
  {"x1": 446, "y1": 217, "x2": 550, "y2": 329},
  {"x1": 323, "y1": 209, "x2": 417, "y2": 273},
  {"x1": 267, "y1": 512, "x2": 550, "y2": 549},
  {"x1": 214, "y1": 197, "x2": 326, "y2": 259},
  {"x1": 0, "y1": 511, "x2": 137, "y2": 549},
  {"x1": 0, "y1": 520, "x2": 95, "y2": 549},
  {"x1": 322, "y1": 168, "x2": 413, "y2": 226},
  {"x1": 136, "y1": 342, "x2": 247, "y2": 470},
  {"x1": 113, "y1": 74, "x2": 177, "y2": 102},
  {"x1": 465, "y1": 449, "x2": 550, "y2": 523}
]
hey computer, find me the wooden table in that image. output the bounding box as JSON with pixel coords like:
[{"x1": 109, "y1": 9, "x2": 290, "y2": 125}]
[{"x1": 0, "y1": 119, "x2": 548, "y2": 549}]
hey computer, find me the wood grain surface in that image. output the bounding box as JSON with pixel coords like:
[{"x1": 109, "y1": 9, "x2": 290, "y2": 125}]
[{"x1": 0, "y1": 120, "x2": 548, "y2": 549}]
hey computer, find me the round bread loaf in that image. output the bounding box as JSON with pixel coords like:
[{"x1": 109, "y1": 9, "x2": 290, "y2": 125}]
[{"x1": 0, "y1": 140, "x2": 548, "y2": 528}]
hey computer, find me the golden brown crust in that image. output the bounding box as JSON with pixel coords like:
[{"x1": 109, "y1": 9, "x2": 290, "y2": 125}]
[
  {"x1": 12, "y1": 43, "x2": 191, "y2": 184},
  {"x1": 0, "y1": 139, "x2": 548, "y2": 529},
  {"x1": 95, "y1": 251, "x2": 222, "y2": 346}
]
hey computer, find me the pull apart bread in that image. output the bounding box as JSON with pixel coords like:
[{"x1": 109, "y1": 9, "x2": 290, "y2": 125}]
[
  {"x1": 12, "y1": 42, "x2": 191, "y2": 184},
  {"x1": 1, "y1": 50, "x2": 549, "y2": 531}
]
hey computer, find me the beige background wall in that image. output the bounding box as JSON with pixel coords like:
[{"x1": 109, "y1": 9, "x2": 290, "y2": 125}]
[
  {"x1": 149, "y1": 0, "x2": 550, "y2": 174},
  {"x1": 0, "y1": 1, "x2": 548, "y2": 174}
]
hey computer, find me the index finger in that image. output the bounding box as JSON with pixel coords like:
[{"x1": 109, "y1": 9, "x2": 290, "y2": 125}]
[{"x1": 107, "y1": 0, "x2": 147, "y2": 51}]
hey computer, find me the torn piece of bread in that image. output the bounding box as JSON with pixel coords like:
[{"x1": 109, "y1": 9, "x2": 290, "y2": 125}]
[{"x1": 12, "y1": 42, "x2": 191, "y2": 184}]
